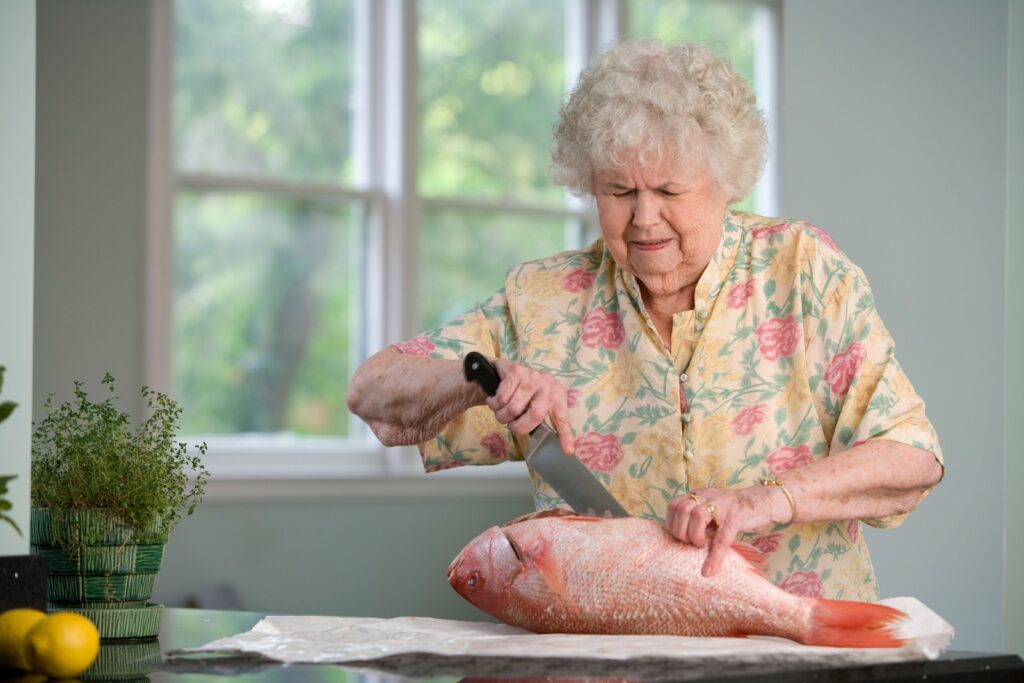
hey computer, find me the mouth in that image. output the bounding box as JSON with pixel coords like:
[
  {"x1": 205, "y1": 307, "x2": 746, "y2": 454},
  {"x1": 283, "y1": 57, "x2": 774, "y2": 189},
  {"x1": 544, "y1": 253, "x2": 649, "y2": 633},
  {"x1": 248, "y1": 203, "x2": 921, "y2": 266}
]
[
  {"x1": 447, "y1": 557, "x2": 462, "y2": 587},
  {"x1": 631, "y1": 238, "x2": 672, "y2": 252}
]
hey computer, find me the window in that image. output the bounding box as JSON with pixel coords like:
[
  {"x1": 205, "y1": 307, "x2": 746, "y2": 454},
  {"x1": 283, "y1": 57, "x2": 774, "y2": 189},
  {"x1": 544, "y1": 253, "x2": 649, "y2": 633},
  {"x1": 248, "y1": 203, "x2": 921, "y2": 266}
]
[{"x1": 152, "y1": 0, "x2": 779, "y2": 481}]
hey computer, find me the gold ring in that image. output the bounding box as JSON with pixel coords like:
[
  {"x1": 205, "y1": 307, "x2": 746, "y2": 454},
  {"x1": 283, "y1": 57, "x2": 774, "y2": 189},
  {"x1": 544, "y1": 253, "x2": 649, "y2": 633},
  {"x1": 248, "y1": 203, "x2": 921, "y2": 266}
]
[
  {"x1": 706, "y1": 503, "x2": 717, "y2": 518},
  {"x1": 688, "y1": 492, "x2": 702, "y2": 505}
]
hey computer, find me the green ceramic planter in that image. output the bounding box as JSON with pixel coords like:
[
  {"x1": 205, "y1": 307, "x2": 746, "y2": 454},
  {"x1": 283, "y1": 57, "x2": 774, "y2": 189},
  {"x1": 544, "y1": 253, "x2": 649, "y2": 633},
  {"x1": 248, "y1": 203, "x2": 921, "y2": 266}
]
[
  {"x1": 80, "y1": 637, "x2": 163, "y2": 680},
  {"x1": 33, "y1": 543, "x2": 165, "y2": 574},
  {"x1": 31, "y1": 508, "x2": 172, "y2": 640},
  {"x1": 54, "y1": 603, "x2": 165, "y2": 642}
]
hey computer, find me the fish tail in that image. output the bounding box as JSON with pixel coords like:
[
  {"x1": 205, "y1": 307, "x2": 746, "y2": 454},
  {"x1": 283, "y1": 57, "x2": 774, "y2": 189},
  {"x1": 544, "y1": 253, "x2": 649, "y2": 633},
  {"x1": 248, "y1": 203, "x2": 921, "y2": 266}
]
[{"x1": 802, "y1": 599, "x2": 908, "y2": 648}]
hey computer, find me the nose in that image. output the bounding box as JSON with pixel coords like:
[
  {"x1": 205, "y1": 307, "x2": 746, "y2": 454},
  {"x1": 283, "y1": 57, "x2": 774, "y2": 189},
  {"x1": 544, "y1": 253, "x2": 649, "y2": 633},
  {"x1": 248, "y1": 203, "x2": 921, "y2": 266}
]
[{"x1": 632, "y1": 191, "x2": 660, "y2": 229}]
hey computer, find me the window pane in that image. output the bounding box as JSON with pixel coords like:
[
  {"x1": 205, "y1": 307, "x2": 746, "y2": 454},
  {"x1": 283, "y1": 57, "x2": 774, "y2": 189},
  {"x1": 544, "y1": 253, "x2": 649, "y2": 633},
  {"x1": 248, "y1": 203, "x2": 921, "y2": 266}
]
[
  {"x1": 418, "y1": 0, "x2": 566, "y2": 205},
  {"x1": 419, "y1": 208, "x2": 578, "y2": 331},
  {"x1": 174, "y1": 192, "x2": 364, "y2": 437},
  {"x1": 630, "y1": 0, "x2": 762, "y2": 211},
  {"x1": 174, "y1": 0, "x2": 355, "y2": 183}
]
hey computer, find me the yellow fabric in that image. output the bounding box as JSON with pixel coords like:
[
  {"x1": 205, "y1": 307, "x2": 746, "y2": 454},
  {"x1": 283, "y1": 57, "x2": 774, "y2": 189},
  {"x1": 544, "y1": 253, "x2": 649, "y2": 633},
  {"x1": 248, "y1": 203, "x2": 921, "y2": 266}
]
[{"x1": 393, "y1": 211, "x2": 943, "y2": 600}]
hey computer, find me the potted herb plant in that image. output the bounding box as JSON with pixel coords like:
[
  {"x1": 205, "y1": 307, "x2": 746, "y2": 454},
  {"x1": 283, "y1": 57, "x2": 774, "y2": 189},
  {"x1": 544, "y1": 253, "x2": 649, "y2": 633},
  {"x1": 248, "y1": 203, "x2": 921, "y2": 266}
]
[{"x1": 30, "y1": 374, "x2": 208, "y2": 639}]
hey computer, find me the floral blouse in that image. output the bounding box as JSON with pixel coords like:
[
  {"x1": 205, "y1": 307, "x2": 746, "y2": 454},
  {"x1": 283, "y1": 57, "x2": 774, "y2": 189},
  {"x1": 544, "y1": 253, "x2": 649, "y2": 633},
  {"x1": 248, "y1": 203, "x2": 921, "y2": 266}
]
[{"x1": 393, "y1": 210, "x2": 943, "y2": 602}]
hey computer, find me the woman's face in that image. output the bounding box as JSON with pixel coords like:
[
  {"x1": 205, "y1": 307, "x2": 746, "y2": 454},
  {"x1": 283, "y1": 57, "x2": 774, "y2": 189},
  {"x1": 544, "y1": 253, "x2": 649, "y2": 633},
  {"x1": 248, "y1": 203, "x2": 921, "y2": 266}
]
[{"x1": 593, "y1": 157, "x2": 729, "y2": 301}]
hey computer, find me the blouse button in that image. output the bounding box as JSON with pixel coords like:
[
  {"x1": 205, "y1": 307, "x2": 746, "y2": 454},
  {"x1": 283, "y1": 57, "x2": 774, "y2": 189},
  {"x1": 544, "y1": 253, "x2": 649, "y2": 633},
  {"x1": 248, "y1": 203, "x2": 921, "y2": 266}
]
[
  {"x1": 697, "y1": 309, "x2": 709, "y2": 321},
  {"x1": 679, "y1": 372, "x2": 688, "y2": 382},
  {"x1": 681, "y1": 412, "x2": 691, "y2": 424},
  {"x1": 683, "y1": 449, "x2": 695, "y2": 461}
]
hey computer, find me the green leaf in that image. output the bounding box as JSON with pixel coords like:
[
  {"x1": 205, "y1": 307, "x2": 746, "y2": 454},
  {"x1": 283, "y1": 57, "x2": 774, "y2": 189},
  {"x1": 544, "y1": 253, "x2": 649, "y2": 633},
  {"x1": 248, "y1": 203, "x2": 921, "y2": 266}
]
[
  {"x1": 774, "y1": 406, "x2": 787, "y2": 426},
  {"x1": 0, "y1": 514, "x2": 22, "y2": 537},
  {"x1": 585, "y1": 393, "x2": 600, "y2": 413},
  {"x1": 788, "y1": 534, "x2": 801, "y2": 553},
  {"x1": 763, "y1": 279, "x2": 776, "y2": 298},
  {"x1": 620, "y1": 432, "x2": 636, "y2": 445},
  {"x1": 0, "y1": 401, "x2": 15, "y2": 424}
]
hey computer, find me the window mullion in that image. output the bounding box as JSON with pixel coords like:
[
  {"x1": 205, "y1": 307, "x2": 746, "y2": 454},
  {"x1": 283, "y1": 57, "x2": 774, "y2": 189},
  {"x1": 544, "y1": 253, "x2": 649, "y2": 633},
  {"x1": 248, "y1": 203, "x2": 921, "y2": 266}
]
[{"x1": 145, "y1": 0, "x2": 174, "y2": 401}]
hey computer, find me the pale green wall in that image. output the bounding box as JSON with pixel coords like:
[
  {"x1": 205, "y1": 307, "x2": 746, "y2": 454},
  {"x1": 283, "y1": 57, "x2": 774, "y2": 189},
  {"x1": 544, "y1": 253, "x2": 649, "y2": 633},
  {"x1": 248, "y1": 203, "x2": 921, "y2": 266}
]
[
  {"x1": 0, "y1": 0, "x2": 36, "y2": 557},
  {"x1": 153, "y1": 493, "x2": 534, "y2": 619},
  {"x1": 33, "y1": 0, "x2": 148, "y2": 416},
  {"x1": 781, "y1": 0, "x2": 1007, "y2": 650},
  {"x1": 1005, "y1": 0, "x2": 1024, "y2": 658}
]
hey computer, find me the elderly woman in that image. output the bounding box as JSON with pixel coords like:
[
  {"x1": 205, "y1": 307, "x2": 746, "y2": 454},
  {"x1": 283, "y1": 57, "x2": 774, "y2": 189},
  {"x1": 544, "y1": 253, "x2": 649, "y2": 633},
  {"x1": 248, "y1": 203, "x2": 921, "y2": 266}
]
[{"x1": 347, "y1": 40, "x2": 943, "y2": 602}]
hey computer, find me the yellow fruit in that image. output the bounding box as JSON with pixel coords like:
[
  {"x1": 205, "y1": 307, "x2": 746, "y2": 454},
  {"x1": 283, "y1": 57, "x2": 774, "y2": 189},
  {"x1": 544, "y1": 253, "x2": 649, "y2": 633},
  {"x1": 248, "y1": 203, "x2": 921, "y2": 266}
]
[
  {"x1": 24, "y1": 612, "x2": 100, "y2": 678},
  {"x1": 0, "y1": 608, "x2": 47, "y2": 670}
]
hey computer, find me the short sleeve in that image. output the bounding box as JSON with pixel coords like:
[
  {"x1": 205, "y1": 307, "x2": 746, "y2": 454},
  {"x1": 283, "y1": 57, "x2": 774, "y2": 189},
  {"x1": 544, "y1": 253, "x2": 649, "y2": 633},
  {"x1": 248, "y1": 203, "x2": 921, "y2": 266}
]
[
  {"x1": 804, "y1": 269, "x2": 943, "y2": 529},
  {"x1": 390, "y1": 287, "x2": 526, "y2": 472}
]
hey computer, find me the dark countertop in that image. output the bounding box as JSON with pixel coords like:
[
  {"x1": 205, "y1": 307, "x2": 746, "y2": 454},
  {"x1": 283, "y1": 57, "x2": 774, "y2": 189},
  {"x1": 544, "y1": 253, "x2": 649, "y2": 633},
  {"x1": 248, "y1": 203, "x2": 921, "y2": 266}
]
[{"x1": 5, "y1": 607, "x2": 1022, "y2": 683}]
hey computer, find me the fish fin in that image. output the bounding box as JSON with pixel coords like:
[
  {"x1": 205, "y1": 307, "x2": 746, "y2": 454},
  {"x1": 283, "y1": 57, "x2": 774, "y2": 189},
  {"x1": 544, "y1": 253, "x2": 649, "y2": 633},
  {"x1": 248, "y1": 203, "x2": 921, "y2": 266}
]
[
  {"x1": 730, "y1": 543, "x2": 769, "y2": 577},
  {"x1": 503, "y1": 509, "x2": 606, "y2": 527},
  {"x1": 502, "y1": 509, "x2": 577, "y2": 527},
  {"x1": 802, "y1": 599, "x2": 908, "y2": 648},
  {"x1": 524, "y1": 536, "x2": 572, "y2": 602}
]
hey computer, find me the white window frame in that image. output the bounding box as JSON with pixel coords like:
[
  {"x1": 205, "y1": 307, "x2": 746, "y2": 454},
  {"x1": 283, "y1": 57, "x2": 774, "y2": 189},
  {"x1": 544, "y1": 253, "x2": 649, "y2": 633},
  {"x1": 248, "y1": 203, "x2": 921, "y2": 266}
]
[{"x1": 146, "y1": 0, "x2": 780, "y2": 495}]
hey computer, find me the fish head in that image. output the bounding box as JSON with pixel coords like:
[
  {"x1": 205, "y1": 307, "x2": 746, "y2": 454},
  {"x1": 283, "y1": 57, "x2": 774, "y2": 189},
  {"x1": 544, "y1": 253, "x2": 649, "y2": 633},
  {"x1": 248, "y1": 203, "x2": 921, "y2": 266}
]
[{"x1": 447, "y1": 525, "x2": 525, "y2": 619}]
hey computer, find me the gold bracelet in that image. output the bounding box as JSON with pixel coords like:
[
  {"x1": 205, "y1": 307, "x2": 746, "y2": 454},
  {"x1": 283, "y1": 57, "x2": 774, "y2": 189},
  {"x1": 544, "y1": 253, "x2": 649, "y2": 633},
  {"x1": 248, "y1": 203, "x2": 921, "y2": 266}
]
[{"x1": 760, "y1": 477, "x2": 797, "y2": 520}]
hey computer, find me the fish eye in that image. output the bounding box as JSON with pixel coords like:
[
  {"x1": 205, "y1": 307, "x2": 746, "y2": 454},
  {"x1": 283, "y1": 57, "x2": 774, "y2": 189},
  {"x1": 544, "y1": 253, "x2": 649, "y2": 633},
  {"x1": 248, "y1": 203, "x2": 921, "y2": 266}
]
[{"x1": 466, "y1": 571, "x2": 484, "y2": 592}]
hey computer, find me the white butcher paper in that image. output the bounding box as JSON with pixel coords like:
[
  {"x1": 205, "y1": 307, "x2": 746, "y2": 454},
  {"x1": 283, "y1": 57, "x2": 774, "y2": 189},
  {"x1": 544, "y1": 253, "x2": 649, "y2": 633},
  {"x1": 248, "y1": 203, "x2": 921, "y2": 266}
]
[{"x1": 169, "y1": 597, "x2": 953, "y2": 669}]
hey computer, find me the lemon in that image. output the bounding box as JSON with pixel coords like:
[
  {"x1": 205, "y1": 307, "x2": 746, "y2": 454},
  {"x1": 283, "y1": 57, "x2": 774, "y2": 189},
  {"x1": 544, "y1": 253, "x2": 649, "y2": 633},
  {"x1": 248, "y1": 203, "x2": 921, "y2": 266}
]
[
  {"x1": 24, "y1": 612, "x2": 100, "y2": 678},
  {"x1": 0, "y1": 608, "x2": 47, "y2": 670}
]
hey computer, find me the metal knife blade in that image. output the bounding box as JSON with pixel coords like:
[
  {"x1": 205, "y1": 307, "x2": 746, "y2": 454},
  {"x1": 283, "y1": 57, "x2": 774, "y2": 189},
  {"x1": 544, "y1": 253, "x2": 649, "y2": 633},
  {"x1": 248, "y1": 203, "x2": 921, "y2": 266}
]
[{"x1": 463, "y1": 352, "x2": 630, "y2": 518}]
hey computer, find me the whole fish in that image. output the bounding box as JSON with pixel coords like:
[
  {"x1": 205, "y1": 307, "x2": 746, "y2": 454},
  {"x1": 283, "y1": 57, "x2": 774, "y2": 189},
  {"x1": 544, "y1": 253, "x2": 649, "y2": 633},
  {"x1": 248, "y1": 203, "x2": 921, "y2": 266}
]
[{"x1": 447, "y1": 512, "x2": 907, "y2": 648}]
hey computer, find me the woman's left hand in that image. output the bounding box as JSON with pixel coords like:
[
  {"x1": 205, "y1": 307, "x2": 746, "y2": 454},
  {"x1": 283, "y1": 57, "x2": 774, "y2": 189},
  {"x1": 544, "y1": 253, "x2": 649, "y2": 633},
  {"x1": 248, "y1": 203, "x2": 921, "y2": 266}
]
[{"x1": 665, "y1": 485, "x2": 792, "y2": 577}]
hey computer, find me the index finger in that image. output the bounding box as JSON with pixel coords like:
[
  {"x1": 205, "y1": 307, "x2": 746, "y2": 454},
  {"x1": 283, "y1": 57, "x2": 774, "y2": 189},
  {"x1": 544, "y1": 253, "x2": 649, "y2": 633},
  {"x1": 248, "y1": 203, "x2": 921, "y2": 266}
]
[
  {"x1": 702, "y1": 521, "x2": 738, "y2": 577},
  {"x1": 550, "y1": 397, "x2": 575, "y2": 455}
]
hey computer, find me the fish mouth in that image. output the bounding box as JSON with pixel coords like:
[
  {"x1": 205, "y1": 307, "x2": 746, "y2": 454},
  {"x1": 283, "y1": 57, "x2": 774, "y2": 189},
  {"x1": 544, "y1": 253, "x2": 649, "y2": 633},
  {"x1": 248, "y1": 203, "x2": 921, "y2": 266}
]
[{"x1": 447, "y1": 557, "x2": 462, "y2": 588}]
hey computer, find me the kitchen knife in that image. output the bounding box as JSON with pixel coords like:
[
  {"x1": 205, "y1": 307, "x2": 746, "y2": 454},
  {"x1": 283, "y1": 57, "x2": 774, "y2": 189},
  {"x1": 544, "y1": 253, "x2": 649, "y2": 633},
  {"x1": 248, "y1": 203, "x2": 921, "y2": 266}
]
[{"x1": 463, "y1": 352, "x2": 630, "y2": 518}]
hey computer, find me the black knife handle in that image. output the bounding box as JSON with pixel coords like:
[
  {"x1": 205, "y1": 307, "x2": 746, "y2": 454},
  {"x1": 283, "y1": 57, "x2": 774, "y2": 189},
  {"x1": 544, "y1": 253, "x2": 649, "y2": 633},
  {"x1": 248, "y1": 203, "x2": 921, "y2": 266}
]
[{"x1": 463, "y1": 352, "x2": 501, "y2": 397}]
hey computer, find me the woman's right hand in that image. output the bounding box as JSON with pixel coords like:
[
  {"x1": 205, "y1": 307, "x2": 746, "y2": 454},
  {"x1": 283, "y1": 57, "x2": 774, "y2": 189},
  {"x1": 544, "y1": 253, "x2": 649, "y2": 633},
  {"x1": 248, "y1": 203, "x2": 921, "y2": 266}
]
[{"x1": 485, "y1": 358, "x2": 575, "y2": 455}]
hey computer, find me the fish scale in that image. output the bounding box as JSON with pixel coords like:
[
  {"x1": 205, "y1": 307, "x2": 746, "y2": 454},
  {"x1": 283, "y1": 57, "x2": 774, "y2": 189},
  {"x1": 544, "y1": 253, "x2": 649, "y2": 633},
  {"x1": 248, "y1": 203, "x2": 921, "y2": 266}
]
[{"x1": 448, "y1": 513, "x2": 906, "y2": 648}]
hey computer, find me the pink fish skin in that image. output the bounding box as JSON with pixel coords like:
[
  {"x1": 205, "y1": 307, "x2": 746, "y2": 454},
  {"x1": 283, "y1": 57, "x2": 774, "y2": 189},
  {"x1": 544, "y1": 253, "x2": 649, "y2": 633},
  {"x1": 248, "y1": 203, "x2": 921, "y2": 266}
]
[{"x1": 447, "y1": 513, "x2": 907, "y2": 648}]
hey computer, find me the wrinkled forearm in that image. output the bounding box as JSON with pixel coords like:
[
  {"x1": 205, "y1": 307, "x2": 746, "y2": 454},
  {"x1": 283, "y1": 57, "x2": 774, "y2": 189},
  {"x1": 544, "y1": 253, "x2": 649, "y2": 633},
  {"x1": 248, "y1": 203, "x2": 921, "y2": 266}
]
[
  {"x1": 772, "y1": 440, "x2": 943, "y2": 524},
  {"x1": 346, "y1": 348, "x2": 487, "y2": 446}
]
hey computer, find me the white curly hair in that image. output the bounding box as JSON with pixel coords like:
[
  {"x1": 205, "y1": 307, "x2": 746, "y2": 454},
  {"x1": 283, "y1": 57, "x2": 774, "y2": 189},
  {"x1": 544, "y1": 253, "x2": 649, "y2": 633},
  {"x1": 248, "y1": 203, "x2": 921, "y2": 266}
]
[{"x1": 552, "y1": 40, "x2": 766, "y2": 203}]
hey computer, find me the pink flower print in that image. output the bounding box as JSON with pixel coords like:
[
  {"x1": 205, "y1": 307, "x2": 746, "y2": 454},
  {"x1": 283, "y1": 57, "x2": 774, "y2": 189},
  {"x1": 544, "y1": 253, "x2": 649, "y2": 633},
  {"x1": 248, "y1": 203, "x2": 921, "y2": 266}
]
[
  {"x1": 732, "y1": 404, "x2": 767, "y2": 436},
  {"x1": 825, "y1": 342, "x2": 865, "y2": 397},
  {"x1": 480, "y1": 432, "x2": 508, "y2": 459},
  {"x1": 392, "y1": 336, "x2": 436, "y2": 356},
  {"x1": 566, "y1": 388, "x2": 580, "y2": 409},
  {"x1": 751, "y1": 223, "x2": 788, "y2": 239},
  {"x1": 780, "y1": 570, "x2": 825, "y2": 598},
  {"x1": 727, "y1": 281, "x2": 755, "y2": 309},
  {"x1": 755, "y1": 315, "x2": 800, "y2": 360},
  {"x1": 809, "y1": 224, "x2": 840, "y2": 251},
  {"x1": 846, "y1": 519, "x2": 860, "y2": 544},
  {"x1": 562, "y1": 268, "x2": 596, "y2": 293},
  {"x1": 581, "y1": 307, "x2": 625, "y2": 349},
  {"x1": 767, "y1": 445, "x2": 813, "y2": 473},
  {"x1": 751, "y1": 533, "x2": 782, "y2": 554},
  {"x1": 574, "y1": 431, "x2": 623, "y2": 472}
]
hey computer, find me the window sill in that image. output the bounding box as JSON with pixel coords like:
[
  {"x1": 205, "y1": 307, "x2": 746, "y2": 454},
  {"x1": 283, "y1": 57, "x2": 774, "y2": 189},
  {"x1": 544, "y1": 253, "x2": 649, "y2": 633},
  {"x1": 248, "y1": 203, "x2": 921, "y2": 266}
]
[{"x1": 191, "y1": 434, "x2": 532, "y2": 501}]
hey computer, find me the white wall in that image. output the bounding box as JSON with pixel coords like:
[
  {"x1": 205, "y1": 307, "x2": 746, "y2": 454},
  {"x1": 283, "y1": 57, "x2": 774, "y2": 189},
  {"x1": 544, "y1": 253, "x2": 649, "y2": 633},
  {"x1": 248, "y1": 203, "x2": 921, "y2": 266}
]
[
  {"x1": 781, "y1": 0, "x2": 1008, "y2": 650},
  {"x1": 0, "y1": 0, "x2": 36, "y2": 557}
]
